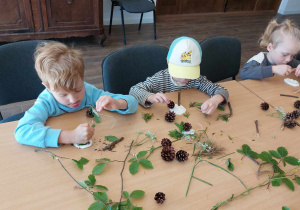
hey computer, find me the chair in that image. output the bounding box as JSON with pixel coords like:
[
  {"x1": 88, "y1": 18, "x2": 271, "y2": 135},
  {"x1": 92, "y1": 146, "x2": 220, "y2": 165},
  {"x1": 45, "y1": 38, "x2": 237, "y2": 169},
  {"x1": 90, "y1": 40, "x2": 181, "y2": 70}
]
[
  {"x1": 0, "y1": 40, "x2": 46, "y2": 123},
  {"x1": 199, "y1": 36, "x2": 241, "y2": 83},
  {"x1": 109, "y1": 0, "x2": 156, "y2": 45},
  {"x1": 102, "y1": 45, "x2": 168, "y2": 94}
]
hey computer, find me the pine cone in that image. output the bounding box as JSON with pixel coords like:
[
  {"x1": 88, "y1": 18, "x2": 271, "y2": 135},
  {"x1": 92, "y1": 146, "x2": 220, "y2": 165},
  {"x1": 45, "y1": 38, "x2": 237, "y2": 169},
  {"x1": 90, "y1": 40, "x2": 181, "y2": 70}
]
[
  {"x1": 161, "y1": 146, "x2": 175, "y2": 162},
  {"x1": 293, "y1": 110, "x2": 300, "y2": 119},
  {"x1": 165, "y1": 111, "x2": 176, "y2": 122},
  {"x1": 285, "y1": 112, "x2": 295, "y2": 120},
  {"x1": 86, "y1": 109, "x2": 94, "y2": 118},
  {"x1": 167, "y1": 100, "x2": 175, "y2": 109},
  {"x1": 284, "y1": 118, "x2": 297, "y2": 128},
  {"x1": 183, "y1": 122, "x2": 192, "y2": 131},
  {"x1": 161, "y1": 138, "x2": 172, "y2": 147},
  {"x1": 294, "y1": 100, "x2": 300, "y2": 109},
  {"x1": 260, "y1": 102, "x2": 269, "y2": 110},
  {"x1": 154, "y1": 192, "x2": 166, "y2": 204},
  {"x1": 176, "y1": 150, "x2": 189, "y2": 162}
]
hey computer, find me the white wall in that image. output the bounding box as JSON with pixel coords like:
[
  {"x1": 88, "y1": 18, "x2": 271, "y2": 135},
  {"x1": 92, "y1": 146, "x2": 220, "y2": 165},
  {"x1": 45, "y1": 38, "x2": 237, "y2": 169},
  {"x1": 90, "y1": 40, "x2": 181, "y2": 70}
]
[
  {"x1": 103, "y1": 0, "x2": 157, "y2": 25},
  {"x1": 278, "y1": 0, "x2": 300, "y2": 15}
]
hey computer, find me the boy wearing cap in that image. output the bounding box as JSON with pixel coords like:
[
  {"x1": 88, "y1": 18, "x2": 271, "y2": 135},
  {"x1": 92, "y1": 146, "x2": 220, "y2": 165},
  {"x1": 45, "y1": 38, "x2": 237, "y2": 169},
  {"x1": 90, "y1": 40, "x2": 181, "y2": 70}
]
[{"x1": 129, "y1": 36, "x2": 228, "y2": 115}]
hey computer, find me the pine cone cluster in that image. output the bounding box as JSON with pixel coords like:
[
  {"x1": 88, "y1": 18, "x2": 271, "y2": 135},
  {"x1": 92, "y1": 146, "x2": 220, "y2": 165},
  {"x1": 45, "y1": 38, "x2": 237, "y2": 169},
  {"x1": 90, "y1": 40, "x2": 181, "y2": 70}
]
[
  {"x1": 167, "y1": 100, "x2": 175, "y2": 109},
  {"x1": 260, "y1": 102, "x2": 269, "y2": 110},
  {"x1": 161, "y1": 138, "x2": 172, "y2": 147},
  {"x1": 294, "y1": 100, "x2": 300, "y2": 109},
  {"x1": 165, "y1": 111, "x2": 176, "y2": 122},
  {"x1": 161, "y1": 146, "x2": 176, "y2": 162},
  {"x1": 86, "y1": 109, "x2": 94, "y2": 118},
  {"x1": 183, "y1": 122, "x2": 192, "y2": 131},
  {"x1": 154, "y1": 192, "x2": 166, "y2": 204},
  {"x1": 284, "y1": 118, "x2": 297, "y2": 128},
  {"x1": 176, "y1": 150, "x2": 189, "y2": 162}
]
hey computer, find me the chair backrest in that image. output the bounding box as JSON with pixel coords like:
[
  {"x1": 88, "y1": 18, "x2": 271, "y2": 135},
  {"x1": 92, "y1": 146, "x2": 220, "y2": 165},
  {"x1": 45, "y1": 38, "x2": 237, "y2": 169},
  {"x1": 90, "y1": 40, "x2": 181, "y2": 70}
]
[
  {"x1": 102, "y1": 45, "x2": 169, "y2": 94},
  {"x1": 0, "y1": 40, "x2": 45, "y2": 106},
  {"x1": 200, "y1": 36, "x2": 241, "y2": 83}
]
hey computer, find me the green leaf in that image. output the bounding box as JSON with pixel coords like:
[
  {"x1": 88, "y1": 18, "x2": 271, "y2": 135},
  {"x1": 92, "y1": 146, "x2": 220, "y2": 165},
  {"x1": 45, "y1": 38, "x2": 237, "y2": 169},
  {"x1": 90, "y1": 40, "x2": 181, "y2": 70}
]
[
  {"x1": 137, "y1": 151, "x2": 147, "y2": 159},
  {"x1": 111, "y1": 203, "x2": 119, "y2": 210},
  {"x1": 85, "y1": 180, "x2": 92, "y2": 186},
  {"x1": 79, "y1": 157, "x2": 89, "y2": 165},
  {"x1": 96, "y1": 158, "x2": 111, "y2": 162},
  {"x1": 129, "y1": 161, "x2": 139, "y2": 175},
  {"x1": 95, "y1": 185, "x2": 108, "y2": 191},
  {"x1": 283, "y1": 178, "x2": 295, "y2": 191},
  {"x1": 88, "y1": 174, "x2": 96, "y2": 186},
  {"x1": 139, "y1": 159, "x2": 154, "y2": 169},
  {"x1": 131, "y1": 207, "x2": 142, "y2": 210},
  {"x1": 51, "y1": 155, "x2": 55, "y2": 159},
  {"x1": 92, "y1": 163, "x2": 106, "y2": 175},
  {"x1": 271, "y1": 178, "x2": 282, "y2": 186},
  {"x1": 236, "y1": 149, "x2": 245, "y2": 155},
  {"x1": 221, "y1": 115, "x2": 229, "y2": 122},
  {"x1": 130, "y1": 190, "x2": 145, "y2": 198},
  {"x1": 217, "y1": 105, "x2": 225, "y2": 111},
  {"x1": 270, "y1": 159, "x2": 278, "y2": 166},
  {"x1": 78, "y1": 180, "x2": 90, "y2": 190},
  {"x1": 169, "y1": 129, "x2": 183, "y2": 140},
  {"x1": 282, "y1": 207, "x2": 291, "y2": 210},
  {"x1": 123, "y1": 191, "x2": 129, "y2": 198},
  {"x1": 126, "y1": 198, "x2": 132, "y2": 208},
  {"x1": 273, "y1": 165, "x2": 284, "y2": 174},
  {"x1": 94, "y1": 114, "x2": 101, "y2": 123},
  {"x1": 105, "y1": 136, "x2": 119, "y2": 142},
  {"x1": 258, "y1": 151, "x2": 273, "y2": 163},
  {"x1": 174, "y1": 121, "x2": 184, "y2": 132},
  {"x1": 89, "y1": 202, "x2": 106, "y2": 210},
  {"x1": 269, "y1": 150, "x2": 281, "y2": 159},
  {"x1": 248, "y1": 151, "x2": 259, "y2": 159},
  {"x1": 277, "y1": 147, "x2": 288, "y2": 157},
  {"x1": 284, "y1": 156, "x2": 300, "y2": 166},
  {"x1": 72, "y1": 159, "x2": 83, "y2": 170},
  {"x1": 128, "y1": 158, "x2": 136, "y2": 162},
  {"x1": 242, "y1": 144, "x2": 252, "y2": 154},
  {"x1": 293, "y1": 175, "x2": 300, "y2": 185},
  {"x1": 226, "y1": 158, "x2": 234, "y2": 171},
  {"x1": 93, "y1": 192, "x2": 109, "y2": 203}
]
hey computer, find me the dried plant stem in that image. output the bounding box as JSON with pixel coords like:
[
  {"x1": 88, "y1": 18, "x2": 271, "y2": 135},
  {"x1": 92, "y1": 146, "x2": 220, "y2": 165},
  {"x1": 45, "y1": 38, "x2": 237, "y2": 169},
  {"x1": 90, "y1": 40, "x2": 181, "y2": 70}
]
[
  {"x1": 34, "y1": 149, "x2": 93, "y2": 196},
  {"x1": 101, "y1": 137, "x2": 124, "y2": 151},
  {"x1": 217, "y1": 152, "x2": 235, "y2": 160},
  {"x1": 280, "y1": 94, "x2": 299, "y2": 98},
  {"x1": 255, "y1": 120, "x2": 259, "y2": 137},
  {"x1": 119, "y1": 140, "x2": 134, "y2": 207}
]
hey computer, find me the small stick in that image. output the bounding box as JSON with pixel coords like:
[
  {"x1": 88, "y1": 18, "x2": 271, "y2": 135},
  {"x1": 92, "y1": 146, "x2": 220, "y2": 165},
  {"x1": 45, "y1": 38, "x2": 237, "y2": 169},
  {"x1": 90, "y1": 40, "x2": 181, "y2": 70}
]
[
  {"x1": 178, "y1": 90, "x2": 181, "y2": 106},
  {"x1": 280, "y1": 94, "x2": 299, "y2": 98},
  {"x1": 294, "y1": 89, "x2": 300, "y2": 94},
  {"x1": 255, "y1": 120, "x2": 259, "y2": 137},
  {"x1": 101, "y1": 137, "x2": 124, "y2": 151}
]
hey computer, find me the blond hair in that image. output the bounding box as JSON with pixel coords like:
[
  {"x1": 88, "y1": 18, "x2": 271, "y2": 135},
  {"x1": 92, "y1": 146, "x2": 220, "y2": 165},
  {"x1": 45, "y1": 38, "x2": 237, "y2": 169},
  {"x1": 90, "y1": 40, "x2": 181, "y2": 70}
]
[
  {"x1": 259, "y1": 18, "x2": 300, "y2": 49},
  {"x1": 34, "y1": 42, "x2": 84, "y2": 92}
]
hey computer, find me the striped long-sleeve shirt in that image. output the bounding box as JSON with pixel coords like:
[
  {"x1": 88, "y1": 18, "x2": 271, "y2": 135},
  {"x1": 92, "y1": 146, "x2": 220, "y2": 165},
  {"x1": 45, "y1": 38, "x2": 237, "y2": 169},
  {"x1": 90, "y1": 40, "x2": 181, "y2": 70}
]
[{"x1": 129, "y1": 69, "x2": 229, "y2": 107}]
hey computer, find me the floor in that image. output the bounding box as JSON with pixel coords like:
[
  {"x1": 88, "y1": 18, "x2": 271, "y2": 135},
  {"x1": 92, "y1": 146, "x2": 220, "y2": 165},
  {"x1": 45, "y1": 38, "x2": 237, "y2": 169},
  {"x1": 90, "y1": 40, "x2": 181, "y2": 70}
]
[{"x1": 1, "y1": 11, "x2": 300, "y2": 119}]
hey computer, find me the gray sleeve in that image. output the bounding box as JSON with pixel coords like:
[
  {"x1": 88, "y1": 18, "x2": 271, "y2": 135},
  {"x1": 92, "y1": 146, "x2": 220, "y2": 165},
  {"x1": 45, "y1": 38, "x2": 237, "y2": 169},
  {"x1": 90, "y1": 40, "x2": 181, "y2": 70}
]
[
  {"x1": 197, "y1": 76, "x2": 229, "y2": 106},
  {"x1": 240, "y1": 60, "x2": 273, "y2": 80},
  {"x1": 288, "y1": 58, "x2": 300, "y2": 68}
]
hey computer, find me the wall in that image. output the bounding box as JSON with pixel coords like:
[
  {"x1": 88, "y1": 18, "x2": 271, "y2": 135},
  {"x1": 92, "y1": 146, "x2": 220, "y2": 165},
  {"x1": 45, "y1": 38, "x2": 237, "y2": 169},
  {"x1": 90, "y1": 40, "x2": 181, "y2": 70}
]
[
  {"x1": 278, "y1": 0, "x2": 300, "y2": 15},
  {"x1": 103, "y1": 0, "x2": 156, "y2": 25}
]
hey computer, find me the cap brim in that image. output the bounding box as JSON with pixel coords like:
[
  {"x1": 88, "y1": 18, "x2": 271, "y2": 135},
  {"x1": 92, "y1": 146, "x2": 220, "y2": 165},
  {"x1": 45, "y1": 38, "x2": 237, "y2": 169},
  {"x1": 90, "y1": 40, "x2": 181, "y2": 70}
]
[{"x1": 168, "y1": 62, "x2": 200, "y2": 79}]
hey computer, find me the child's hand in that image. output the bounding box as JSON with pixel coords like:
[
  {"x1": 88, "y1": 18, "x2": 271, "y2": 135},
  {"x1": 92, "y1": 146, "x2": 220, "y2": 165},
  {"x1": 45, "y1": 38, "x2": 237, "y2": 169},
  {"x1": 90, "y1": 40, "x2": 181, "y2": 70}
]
[
  {"x1": 147, "y1": 93, "x2": 170, "y2": 104},
  {"x1": 96, "y1": 95, "x2": 127, "y2": 112},
  {"x1": 201, "y1": 95, "x2": 224, "y2": 115},
  {"x1": 272, "y1": 65, "x2": 293, "y2": 76},
  {"x1": 294, "y1": 64, "x2": 300, "y2": 77},
  {"x1": 72, "y1": 123, "x2": 95, "y2": 144}
]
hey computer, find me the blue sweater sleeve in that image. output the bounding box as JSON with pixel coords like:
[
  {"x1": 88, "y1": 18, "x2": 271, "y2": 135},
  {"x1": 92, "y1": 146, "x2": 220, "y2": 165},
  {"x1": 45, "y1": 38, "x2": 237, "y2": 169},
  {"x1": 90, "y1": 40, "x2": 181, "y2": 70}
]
[{"x1": 240, "y1": 60, "x2": 273, "y2": 80}]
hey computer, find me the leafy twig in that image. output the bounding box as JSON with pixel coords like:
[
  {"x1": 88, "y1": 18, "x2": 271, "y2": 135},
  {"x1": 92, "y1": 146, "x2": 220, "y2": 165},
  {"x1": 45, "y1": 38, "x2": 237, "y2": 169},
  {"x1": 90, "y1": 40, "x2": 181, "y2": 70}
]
[
  {"x1": 142, "y1": 112, "x2": 153, "y2": 123},
  {"x1": 101, "y1": 137, "x2": 124, "y2": 151},
  {"x1": 217, "y1": 102, "x2": 232, "y2": 121}
]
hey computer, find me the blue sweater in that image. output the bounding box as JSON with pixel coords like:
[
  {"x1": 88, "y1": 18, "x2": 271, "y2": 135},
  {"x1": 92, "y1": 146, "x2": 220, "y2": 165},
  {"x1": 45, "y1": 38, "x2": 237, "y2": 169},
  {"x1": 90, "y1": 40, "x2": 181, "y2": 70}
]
[{"x1": 15, "y1": 82, "x2": 138, "y2": 148}]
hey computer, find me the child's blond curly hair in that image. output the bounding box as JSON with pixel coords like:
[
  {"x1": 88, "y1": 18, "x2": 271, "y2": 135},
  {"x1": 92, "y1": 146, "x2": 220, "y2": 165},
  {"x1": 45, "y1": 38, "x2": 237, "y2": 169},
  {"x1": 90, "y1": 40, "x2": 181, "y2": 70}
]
[
  {"x1": 259, "y1": 18, "x2": 300, "y2": 50},
  {"x1": 34, "y1": 42, "x2": 84, "y2": 92}
]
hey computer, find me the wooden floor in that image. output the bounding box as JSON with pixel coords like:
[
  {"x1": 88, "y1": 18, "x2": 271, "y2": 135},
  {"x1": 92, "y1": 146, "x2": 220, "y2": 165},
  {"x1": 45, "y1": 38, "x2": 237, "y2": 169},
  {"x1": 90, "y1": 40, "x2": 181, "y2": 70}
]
[{"x1": 1, "y1": 11, "x2": 300, "y2": 118}]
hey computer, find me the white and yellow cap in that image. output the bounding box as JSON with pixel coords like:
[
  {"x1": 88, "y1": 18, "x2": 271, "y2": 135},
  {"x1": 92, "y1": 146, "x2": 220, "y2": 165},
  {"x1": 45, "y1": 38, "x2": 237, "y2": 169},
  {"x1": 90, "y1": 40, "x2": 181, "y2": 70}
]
[{"x1": 167, "y1": 36, "x2": 201, "y2": 79}]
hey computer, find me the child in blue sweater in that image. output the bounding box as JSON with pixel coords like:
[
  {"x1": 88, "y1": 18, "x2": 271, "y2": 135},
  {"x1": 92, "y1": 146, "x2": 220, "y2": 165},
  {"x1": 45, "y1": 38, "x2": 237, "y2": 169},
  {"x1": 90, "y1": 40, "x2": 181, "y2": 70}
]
[{"x1": 15, "y1": 42, "x2": 138, "y2": 148}]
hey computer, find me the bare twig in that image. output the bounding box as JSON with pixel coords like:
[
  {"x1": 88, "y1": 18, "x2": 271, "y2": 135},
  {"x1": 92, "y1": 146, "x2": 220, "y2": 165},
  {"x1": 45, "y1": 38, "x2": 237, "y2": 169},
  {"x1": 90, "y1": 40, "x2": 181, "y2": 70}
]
[
  {"x1": 280, "y1": 94, "x2": 299, "y2": 98},
  {"x1": 217, "y1": 152, "x2": 235, "y2": 160},
  {"x1": 255, "y1": 120, "x2": 259, "y2": 137},
  {"x1": 101, "y1": 137, "x2": 124, "y2": 151},
  {"x1": 34, "y1": 149, "x2": 93, "y2": 196},
  {"x1": 178, "y1": 90, "x2": 181, "y2": 106},
  {"x1": 119, "y1": 140, "x2": 134, "y2": 207}
]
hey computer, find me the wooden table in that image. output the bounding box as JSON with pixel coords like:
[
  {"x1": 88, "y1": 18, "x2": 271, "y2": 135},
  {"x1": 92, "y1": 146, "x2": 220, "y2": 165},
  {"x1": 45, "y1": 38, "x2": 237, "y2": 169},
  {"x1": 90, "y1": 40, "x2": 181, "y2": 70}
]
[{"x1": 0, "y1": 81, "x2": 299, "y2": 210}]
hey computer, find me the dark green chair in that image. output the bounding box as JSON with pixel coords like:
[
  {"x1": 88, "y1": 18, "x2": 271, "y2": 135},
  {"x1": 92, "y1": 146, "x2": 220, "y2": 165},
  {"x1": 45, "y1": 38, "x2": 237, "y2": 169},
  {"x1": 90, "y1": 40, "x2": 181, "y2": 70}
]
[
  {"x1": 200, "y1": 36, "x2": 241, "y2": 82},
  {"x1": 102, "y1": 45, "x2": 168, "y2": 94},
  {"x1": 0, "y1": 40, "x2": 45, "y2": 123},
  {"x1": 109, "y1": 0, "x2": 156, "y2": 45}
]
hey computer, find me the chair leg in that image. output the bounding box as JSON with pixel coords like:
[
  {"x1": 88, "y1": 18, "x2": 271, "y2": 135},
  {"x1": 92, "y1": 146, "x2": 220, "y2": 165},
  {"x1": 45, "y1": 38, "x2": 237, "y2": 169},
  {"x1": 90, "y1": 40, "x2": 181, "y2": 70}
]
[
  {"x1": 233, "y1": 76, "x2": 236, "y2": 80},
  {"x1": 109, "y1": 2, "x2": 115, "y2": 34},
  {"x1": 120, "y1": 8, "x2": 126, "y2": 45},
  {"x1": 0, "y1": 111, "x2": 3, "y2": 121},
  {"x1": 153, "y1": 10, "x2": 157, "y2": 40},
  {"x1": 138, "y1": 13, "x2": 143, "y2": 30}
]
